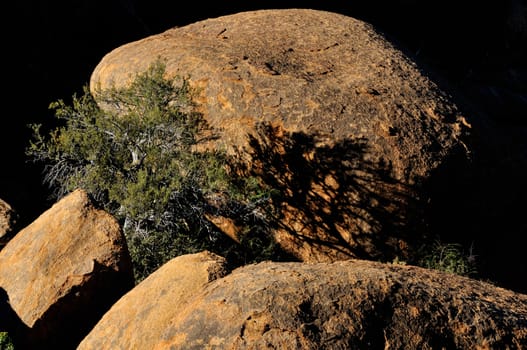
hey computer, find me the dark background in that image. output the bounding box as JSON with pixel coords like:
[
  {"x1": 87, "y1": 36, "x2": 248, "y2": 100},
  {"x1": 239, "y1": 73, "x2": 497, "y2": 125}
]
[{"x1": 2, "y1": 1, "x2": 526, "y2": 292}]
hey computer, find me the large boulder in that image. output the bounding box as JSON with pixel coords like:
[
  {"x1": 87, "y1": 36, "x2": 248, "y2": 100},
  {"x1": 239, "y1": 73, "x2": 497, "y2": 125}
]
[
  {"x1": 156, "y1": 260, "x2": 527, "y2": 349},
  {"x1": 77, "y1": 251, "x2": 228, "y2": 350},
  {"x1": 78, "y1": 257, "x2": 527, "y2": 349},
  {"x1": 0, "y1": 189, "x2": 134, "y2": 349},
  {"x1": 90, "y1": 9, "x2": 471, "y2": 263}
]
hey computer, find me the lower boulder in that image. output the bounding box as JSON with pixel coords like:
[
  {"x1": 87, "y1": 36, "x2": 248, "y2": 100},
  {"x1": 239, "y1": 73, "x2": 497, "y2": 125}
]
[
  {"x1": 155, "y1": 259, "x2": 526, "y2": 349},
  {"x1": 75, "y1": 253, "x2": 527, "y2": 349}
]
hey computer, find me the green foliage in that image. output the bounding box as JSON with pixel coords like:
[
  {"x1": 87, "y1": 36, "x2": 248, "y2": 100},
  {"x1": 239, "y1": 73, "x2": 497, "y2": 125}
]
[
  {"x1": 27, "y1": 59, "x2": 279, "y2": 282},
  {"x1": 0, "y1": 332, "x2": 15, "y2": 350},
  {"x1": 417, "y1": 239, "x2": 478, "y2": 277}
]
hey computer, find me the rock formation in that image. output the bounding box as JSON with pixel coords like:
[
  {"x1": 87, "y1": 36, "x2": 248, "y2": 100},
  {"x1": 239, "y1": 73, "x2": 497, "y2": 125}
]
[
  {"x1": 0, "y1": 198, "x2": 16, "y2": 246},
  {"x1": 0, "y1": 5, "x2": 523, "y2": 349},
  {"x1": 77, "y1": 251, "x2": 228, "y2": 350},
  {"x1": 89, "y1": 9, "x2": 472, "y2": 264},
  {"x1": 82, "y1": 256, "x2": 527, "y2": 349},
  {"x1": 0, "y1": 189, "x2": 134, "y2": 349},
  {"x1": 0, "y1": 189, "x2": 525, "y2": 349}
]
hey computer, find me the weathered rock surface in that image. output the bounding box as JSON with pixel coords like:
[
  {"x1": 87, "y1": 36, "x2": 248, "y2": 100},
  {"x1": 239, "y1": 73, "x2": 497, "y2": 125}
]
[
  {"x1": 0, "y1": 198, "x2": 16, "y2": 246},
  {"x1": 148, "y1": 259, "x2": 526, "y2": 349},
  {"x1": 90, "y1": 9, "x2": 472, "y2": 264},
  {"x1": 0, "y1": 189, "x2": 134, "y2": 349},
  {"x1": 77, "y1": 251, "x2": 228, "y2": 350},
  {"x1": 75, "y1": 255, "x2": 527, "y2": 349}
]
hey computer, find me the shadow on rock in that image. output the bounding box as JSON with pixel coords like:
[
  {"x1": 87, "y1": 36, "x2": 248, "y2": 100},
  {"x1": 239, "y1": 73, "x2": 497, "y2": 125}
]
[{"x1": 234, "y1": 122, "x2": 428, "y2": 263}]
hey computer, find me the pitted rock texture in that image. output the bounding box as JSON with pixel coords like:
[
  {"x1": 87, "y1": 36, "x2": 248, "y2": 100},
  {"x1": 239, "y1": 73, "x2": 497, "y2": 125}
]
[
  {"x1": 90, "y1": 9, "x2": 471, "y2": 263},
  {"x1": 152, "y1": 259, "x2": 527, "y2": 349},
  {"x1": 0, "y1": 189, "x2": 134, "y2": 349},
  {"x1": 74, "y1": 257, "x2": 527, "y2": 349},
  {"x1": 77, "y1": 251, "x2": 228, "y2": 350}
]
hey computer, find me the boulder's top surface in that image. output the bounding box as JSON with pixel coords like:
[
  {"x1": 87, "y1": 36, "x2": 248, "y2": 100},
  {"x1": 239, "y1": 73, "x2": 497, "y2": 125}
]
[{"x1": 91, "y1": 8, "x2": 470, "y2": 184}]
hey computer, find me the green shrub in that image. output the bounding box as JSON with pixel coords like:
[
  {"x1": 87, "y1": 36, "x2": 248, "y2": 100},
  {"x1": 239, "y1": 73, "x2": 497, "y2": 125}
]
[
  {"x1": 417, "y1": 239, "x2": 478, "y2": 277},
  {"x1": 0, "y1": 332, "x2": 15, "y2": 350},
  {"x1": 27, "y1": 59, "x2": 279, "y2": 282}
]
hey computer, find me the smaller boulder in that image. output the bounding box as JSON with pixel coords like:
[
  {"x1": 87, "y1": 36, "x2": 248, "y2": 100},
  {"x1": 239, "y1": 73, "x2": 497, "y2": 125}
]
[
  {"x1": 0, "y1": 189, "x2": 134, "y2": 349},
  {"x1": 77, "y1": 251, "x2": 228, "y2": 350}
]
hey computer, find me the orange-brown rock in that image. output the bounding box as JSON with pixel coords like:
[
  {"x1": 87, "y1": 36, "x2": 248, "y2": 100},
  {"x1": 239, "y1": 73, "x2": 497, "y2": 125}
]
[
  {"x1": 0, "y1": 189, "x2": 134, "y2": 349},
  {"x1": 90, "y1": 9, "x2": 472, "y2": 263},
  {"x1": 153, "y1": 259, "x2": 527, "y2": 349},
  {"x1": 77, "y1": 251, "x2": 228, "y2": 350},
  {"x1": 0, "y1": 198, "x2": 16, "y2": 246}
]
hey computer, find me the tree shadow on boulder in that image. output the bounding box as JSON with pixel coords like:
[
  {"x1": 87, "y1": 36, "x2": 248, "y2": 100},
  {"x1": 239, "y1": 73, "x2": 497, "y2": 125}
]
[{"x1": 235, "y1": 122, "x2": 428, "y2": 263}]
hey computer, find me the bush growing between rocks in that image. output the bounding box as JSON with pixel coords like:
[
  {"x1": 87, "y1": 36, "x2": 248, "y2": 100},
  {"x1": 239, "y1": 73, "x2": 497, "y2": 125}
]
[
  {"x1": 0, "y1": 332, "x2": 14, "y2": 350},
  {"x1": 418, "y1": 239, "x2": 478, "y2": 277},
  {"x1": 26, "y1": 59, "x2": 280, "y2": 282},
  {"x1": 24, "y1": 58, "x2": 477, "y2": 284}
]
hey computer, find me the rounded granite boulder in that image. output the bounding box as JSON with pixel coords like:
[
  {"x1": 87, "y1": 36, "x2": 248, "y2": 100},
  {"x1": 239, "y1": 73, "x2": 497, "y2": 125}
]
[{"x1": 90, "y1": 9, "x2": 472, "y2": 263}]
